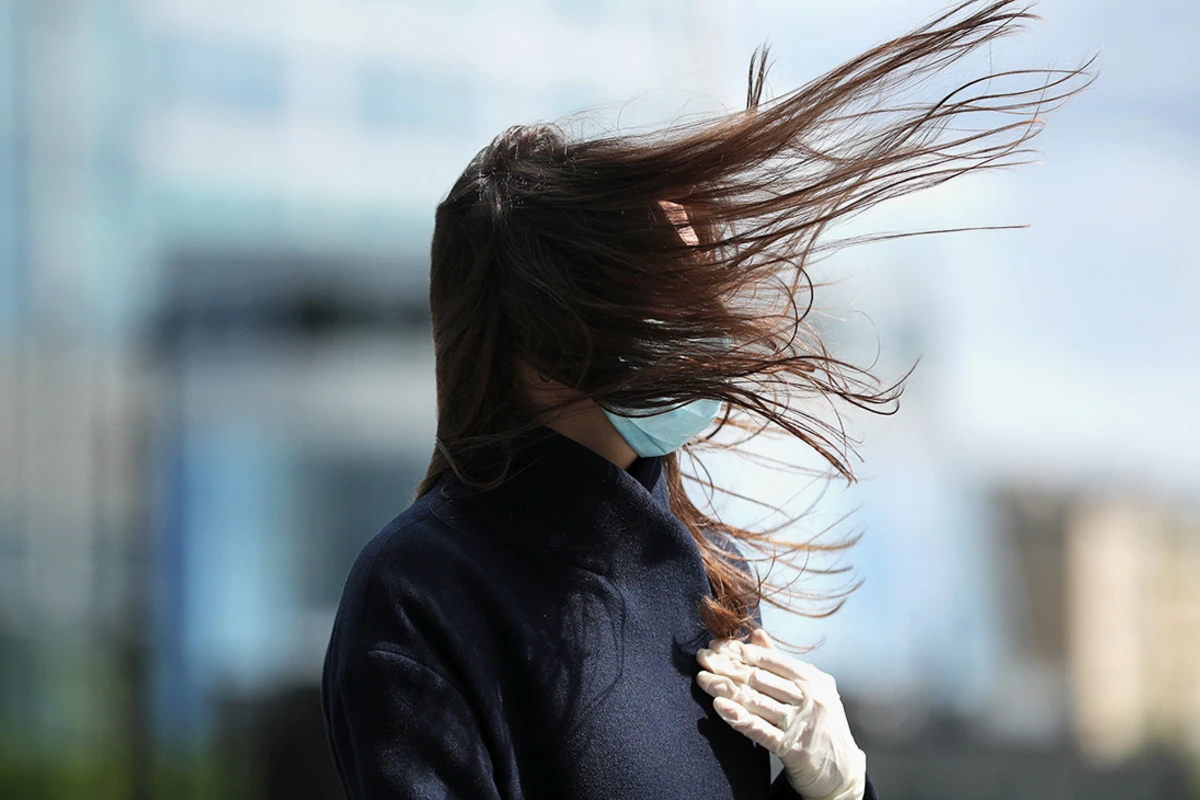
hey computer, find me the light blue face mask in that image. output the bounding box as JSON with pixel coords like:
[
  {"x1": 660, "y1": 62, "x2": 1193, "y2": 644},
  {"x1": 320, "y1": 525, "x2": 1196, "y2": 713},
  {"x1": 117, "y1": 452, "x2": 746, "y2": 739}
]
[
  {"x1": 601, "y1": 335, "x2": 732, "y2": 457},
  {"x1": 602, "y1": 397, "x2": 724, "y2": 458}
]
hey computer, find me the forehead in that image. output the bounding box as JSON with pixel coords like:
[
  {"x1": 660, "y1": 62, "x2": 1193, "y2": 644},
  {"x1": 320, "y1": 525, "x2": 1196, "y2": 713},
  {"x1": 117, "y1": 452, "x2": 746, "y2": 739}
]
[{"x1": 658, "y1": 200, "x2": 699, "y2": 247}]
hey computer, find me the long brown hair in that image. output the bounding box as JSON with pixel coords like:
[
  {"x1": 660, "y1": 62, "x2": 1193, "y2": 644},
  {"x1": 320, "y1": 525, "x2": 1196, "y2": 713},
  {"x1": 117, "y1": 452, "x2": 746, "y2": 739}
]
[{"x1": 415, "y1": 0, "x2": 1095, "y2": 649}]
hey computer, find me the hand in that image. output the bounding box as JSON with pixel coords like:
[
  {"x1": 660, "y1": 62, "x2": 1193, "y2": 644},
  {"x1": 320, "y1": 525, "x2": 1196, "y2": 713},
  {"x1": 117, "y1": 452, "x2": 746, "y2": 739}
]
[{"x1": 696, "y1": 628, "x2": 867, "y2": 800}]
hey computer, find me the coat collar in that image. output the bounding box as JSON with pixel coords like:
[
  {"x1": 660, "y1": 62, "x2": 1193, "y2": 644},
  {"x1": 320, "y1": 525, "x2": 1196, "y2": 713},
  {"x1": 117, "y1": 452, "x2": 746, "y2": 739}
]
[{"x1": 428, "y1": 426, "x2": 686, "y2": 575}]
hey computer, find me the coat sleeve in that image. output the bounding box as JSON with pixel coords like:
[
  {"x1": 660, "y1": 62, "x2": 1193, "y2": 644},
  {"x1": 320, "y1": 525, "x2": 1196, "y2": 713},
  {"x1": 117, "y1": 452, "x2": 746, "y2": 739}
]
[
  {"x1": 769, "y1": 769, "x2": 880, "y2": 799},
  {"x1": 327, "y1": 647, "x2": 503, "y2": 799}
]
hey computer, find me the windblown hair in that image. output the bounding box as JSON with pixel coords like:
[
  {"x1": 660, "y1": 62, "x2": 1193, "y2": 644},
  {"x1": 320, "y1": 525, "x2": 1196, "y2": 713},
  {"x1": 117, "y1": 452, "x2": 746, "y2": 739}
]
[{"x1": 415, "y1": 0, "x2": 1095, "y2": 647}]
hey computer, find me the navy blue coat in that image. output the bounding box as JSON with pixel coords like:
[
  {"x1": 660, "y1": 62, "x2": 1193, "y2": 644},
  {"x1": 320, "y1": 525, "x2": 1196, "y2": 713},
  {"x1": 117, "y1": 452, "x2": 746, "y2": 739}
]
[{"x1": 322, "y1": 425, "x2": 878, "y2": 799}]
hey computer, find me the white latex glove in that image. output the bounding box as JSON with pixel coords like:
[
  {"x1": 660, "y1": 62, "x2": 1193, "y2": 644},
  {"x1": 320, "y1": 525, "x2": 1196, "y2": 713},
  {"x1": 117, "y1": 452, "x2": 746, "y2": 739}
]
[{"x1": 696, "y1": 628, "x2": 867, "y2": 800}]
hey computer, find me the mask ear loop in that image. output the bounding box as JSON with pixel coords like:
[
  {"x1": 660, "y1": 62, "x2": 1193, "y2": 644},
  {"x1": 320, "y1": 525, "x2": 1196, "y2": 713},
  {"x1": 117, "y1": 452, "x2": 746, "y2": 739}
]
[
  {"x1": 701, "y1": 399, "x2": 732, "y2": 441},
  {"x1": 700, "y1": 335, "x2": 735, "y2": 441}
]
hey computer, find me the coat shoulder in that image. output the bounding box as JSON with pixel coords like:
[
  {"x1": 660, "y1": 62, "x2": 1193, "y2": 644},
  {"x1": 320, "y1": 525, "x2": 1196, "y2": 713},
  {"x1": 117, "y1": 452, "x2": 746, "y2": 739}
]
[{"x1": 329, "y1": 495, "x2": 473, "y2": 648}]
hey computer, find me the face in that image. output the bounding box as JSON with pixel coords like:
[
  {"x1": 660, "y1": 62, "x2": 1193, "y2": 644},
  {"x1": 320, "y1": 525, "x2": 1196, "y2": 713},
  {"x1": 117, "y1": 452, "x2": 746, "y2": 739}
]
[{"x1": 515, "y1": 200, "x2": 701, "y2": 467}]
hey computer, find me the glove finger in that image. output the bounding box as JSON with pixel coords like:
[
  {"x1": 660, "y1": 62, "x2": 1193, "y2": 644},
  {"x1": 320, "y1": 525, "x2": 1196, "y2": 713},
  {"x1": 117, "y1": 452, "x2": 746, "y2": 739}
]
[
  {"x1": 711, "y1": 696, "x2": 788, "y2": 757},
  {"x1": 747, "y1": 664, "x2": 808, "y2": 706},
  {"x1": 696, "y1": 648, "x2": 755, "y2": 683},
  {"x1": 728, "y1": 640, "x2": 822, "y2": 685},
  {"x1": 750, "y1": 628, "x2": 774, "y2": 649},
  {"x1": 696, "y1": 669, "x2": 791, "y2": 729}
]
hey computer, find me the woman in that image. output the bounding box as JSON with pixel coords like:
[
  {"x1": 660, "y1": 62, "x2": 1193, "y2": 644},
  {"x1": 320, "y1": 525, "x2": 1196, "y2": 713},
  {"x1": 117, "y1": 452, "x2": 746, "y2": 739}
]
[{"x1": 321, "y1": 2, "x2": 1093, "y2": 797}]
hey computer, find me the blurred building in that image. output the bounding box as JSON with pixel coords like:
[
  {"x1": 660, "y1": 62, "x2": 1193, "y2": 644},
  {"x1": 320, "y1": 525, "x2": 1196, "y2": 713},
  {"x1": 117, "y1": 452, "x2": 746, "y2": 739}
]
[
  {"x1": 1064, "y1": 499, "x2": 1200, "y2": 767},
  {"x1": 843, "y1": 487, "x2": 1200, "y2": 798},
  {"x1": 977, "y1": 488, "x2": 1200, "y2": 770}
]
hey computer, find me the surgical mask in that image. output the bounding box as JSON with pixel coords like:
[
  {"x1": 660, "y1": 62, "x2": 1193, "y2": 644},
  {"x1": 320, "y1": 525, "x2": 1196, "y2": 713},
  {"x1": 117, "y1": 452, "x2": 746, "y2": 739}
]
[
  {"x1": 601, "y1": 335, "x2": 732, "y2": 457},
  {"x1": 602, "y1": 396, "x2": 724, "y2": 457}
]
